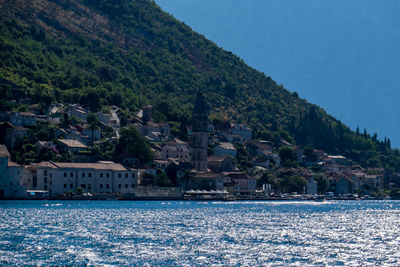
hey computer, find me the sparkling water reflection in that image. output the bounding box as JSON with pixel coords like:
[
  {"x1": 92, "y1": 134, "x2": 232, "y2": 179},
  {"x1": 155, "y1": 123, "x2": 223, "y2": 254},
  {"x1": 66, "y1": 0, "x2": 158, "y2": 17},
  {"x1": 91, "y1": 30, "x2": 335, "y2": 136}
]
[{"x1": 1, "y1": 200, "x2": 400, "y2": 265}]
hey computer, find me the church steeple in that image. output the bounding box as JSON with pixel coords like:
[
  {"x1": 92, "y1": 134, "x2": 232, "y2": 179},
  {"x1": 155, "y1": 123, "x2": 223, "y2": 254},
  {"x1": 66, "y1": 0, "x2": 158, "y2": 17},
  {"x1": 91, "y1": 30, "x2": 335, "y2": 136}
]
[{"x1": 191, "y1": 91, "x2": 208, "y2": 172}]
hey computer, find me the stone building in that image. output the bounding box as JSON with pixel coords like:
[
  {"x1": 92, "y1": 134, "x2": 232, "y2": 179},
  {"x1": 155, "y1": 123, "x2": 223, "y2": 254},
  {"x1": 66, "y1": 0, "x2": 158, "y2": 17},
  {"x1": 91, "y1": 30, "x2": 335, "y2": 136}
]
[{"x1": 191, "y1": 92, "x2": 208, "y2": 172}]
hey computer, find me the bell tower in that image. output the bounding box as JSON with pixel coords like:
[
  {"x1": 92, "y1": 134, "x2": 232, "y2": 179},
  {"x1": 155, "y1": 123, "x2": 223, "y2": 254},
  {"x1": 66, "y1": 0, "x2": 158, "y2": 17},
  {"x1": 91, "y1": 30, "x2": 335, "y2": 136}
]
[{"x1": 191, "y1": 91, "x2": 208, "y2": 172}]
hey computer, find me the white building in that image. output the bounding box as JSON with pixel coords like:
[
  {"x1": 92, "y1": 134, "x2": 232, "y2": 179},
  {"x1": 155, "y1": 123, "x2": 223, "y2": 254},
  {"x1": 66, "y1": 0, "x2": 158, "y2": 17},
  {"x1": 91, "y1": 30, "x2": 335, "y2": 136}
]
[
  {"x1": 160, "y1": 138, "x2": 191, "y2": 162},
  {"x1": 0, "y1": 145, "x2": 25, "y2": 199},
  {"x1": 28, "y1": 161, "x2": 141, "y2": 196}
]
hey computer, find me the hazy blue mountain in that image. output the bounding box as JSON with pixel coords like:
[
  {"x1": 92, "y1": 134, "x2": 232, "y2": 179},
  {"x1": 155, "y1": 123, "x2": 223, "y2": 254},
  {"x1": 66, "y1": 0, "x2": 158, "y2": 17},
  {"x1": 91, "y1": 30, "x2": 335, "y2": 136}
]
[{"x1": 156, "y1": 0, "x2": 400, "y2": 147}]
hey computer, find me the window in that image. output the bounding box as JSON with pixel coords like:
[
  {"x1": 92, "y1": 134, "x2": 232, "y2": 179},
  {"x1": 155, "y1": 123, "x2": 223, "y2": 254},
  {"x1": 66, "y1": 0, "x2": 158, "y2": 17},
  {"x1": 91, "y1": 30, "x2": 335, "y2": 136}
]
[
  {"x1": 64, "y1": 172, "x2": 67, "y2": 177},
  {"x1": 118, "y1": 173, "x2": 121, "y2": 178},
  {"x1": 44, "y1": 178, "x2": 47, "y2": 183},
  {"x1": 100, "y1": 173, "x2": 103, "y2": 178},
  {"x1": 64, "y1": 184, "x2": 67, "y2": 188},
  {"x1": 132, "y1": 173, "x2": 135, "y2": 178},
  {"x1": 100, "y1": 184, "x2": 103, "y2": 189},
  {"x1": 82, "y1": 173, "x2": 85, "y2": 177},
  {"x1": 44, "y1": 170, "x2": 48, "y2": 176},
  {"x1": 44, "y1": 185, "x2": 47, "y2": 190},
  {"x1": 125, "y1": 173, "x2": 128, "y2": 178},
  {"x1": 70, "y1": 173, "x2": 73, "y2": 177},
  {"x1": 125, "y1": 184, "x2": 128, "y2": 188},
  {"x1": 118, "y1": 184, "x2": 121, "y2": 188},
  {"x1": 81, "y1": 184, "x2": 86, "y2": 188},
  {"x1": 106, "y1": 184, "x2": 110, "y2": 189},
  {"x1": 132, "y1": 184, "x2": 135, "y2": 188},
  {"x1": 88, "y1": 173, "x2": 92, "y2": 178},
  {"x1": 106, "y1": 173, "x2": 110, "y2": 178},
  {"x1": 88, "y1": 184, "x2": 91, "y2": 190},
  {"x1": 70, "y1": 184, "x2": 73, "y2": 188}
]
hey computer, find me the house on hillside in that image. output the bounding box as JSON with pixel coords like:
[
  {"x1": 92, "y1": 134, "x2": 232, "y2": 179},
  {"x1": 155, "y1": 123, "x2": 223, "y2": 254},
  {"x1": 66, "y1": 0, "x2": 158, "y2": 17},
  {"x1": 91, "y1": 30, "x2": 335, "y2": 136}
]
[
  {"x1": 214, "y1": 121, "x2": 252, "y2": 142},
  {"x1": 0, "y1": 122, "x2": 29, "y2": 149},
  {"x1": 0, "y1": 111, "x2": 36, "y2": 127},
  {"x1": 58, "y1": 139, "x2": 88, "y2": 153},
  {"x1": 207, "y1": 156, "x2": 236, "y2": 173},
  {"x1": 160, "y1": 138, "x2": 191, "y2": 162},
  {"x1": 214, "y1": 142, "x2": 237, "y2": 157},
  {"x1": 245, "y1": 140, "x2": 273, "y2": 156}
]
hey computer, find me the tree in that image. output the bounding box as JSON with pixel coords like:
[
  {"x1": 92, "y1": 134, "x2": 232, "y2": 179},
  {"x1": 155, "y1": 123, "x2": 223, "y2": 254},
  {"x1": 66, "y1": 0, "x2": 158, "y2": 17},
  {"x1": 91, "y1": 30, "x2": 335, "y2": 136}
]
[
  {"x1": 141, "y1": 172, "x2": 156, "y2": 186},
  {"x1": 154, "y1": 172, "x2": 174, "y2": 187},
  {"x1": 314, "y1": 174, "x2": 329, "y2": 194},
  {"x1": 256, "y1": 171, "x2": 276, "y2": 189},
  {"x1": 115, "y1": 126, "x2": 153, "y2": 163},
  {"x1": 87, "y1": 113, "x2": 99, "y2": 145}
]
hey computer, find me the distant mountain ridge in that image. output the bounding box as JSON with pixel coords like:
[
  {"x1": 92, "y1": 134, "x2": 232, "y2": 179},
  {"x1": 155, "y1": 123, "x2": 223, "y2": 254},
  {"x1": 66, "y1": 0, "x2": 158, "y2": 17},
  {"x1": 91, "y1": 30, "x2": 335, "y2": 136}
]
[{"x1": 0, "y1": 0, "x2": 398, "y2": 169}]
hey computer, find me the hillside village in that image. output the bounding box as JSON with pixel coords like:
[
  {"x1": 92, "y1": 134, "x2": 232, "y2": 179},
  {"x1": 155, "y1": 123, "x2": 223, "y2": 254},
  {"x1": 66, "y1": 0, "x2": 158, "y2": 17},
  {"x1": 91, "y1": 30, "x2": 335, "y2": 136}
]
[{"x1": 1, "y1": 92, "x2": 399, "y2": 200}]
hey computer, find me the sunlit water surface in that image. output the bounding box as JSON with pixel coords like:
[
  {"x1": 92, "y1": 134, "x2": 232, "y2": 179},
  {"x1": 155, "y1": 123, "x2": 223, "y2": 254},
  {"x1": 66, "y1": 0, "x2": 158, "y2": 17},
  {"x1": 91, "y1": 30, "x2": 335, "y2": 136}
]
[{"x1": 1, "y1": 200, "x2": 400, "y2": 265}]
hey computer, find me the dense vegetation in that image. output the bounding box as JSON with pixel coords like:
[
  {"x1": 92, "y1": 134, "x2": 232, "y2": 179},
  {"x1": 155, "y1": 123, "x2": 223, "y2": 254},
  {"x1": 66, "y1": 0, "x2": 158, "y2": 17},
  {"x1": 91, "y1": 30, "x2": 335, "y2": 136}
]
[{"x1": 0, "y1": 0, "x2": 399, "y2": 170}]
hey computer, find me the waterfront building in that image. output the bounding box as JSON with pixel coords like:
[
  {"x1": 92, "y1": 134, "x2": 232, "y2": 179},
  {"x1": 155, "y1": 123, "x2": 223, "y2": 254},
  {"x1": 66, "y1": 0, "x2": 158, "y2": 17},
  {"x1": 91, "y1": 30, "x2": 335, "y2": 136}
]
[
  {"x1": 27, "y1": 161, "x2": 140, "y2": 196},
  {"x1": 0, "y1": 145, "x2": 25, "y2": 199}
]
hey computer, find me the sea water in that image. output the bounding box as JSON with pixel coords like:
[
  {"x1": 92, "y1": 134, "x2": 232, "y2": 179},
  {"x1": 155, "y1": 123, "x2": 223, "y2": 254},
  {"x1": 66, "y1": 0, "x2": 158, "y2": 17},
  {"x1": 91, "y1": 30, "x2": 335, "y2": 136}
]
[{"x1": 0, "y1": 200, "x2": 400, "y2": 266}]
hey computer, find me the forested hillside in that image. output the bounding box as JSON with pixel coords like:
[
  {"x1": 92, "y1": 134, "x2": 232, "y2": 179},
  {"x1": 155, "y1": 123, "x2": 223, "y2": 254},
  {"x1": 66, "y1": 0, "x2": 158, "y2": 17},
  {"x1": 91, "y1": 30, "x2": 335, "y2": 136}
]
[{"x1": 0, "y1": 0, "x2": 398, "y2": 169}]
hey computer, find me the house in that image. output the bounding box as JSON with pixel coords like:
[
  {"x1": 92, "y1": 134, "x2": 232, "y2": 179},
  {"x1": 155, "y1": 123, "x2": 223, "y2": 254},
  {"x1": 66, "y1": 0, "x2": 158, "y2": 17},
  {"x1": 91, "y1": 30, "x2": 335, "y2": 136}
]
[
  {"x1": 35, "y1": 141, "x2": 59, "y2": 154},
  {"x1": 245, "y1": 140, "x2": 273, "y2": 156},
  {"x1": 135, "y1": 105, "x2": 170, "y2": 140},
  {"x1": 328, "y1": 175, "x2": 354, "y2": 196},
  {"x1": 207, "y1": 156, "x2": 236, "y2": 173},
  {"x1": 96, "y1": 108, "x2": 120, "y2": 129},
  {"x1": 58, "y1": 139, "x2": 88, "y2": 153},
  {"x1": 66, "y1": 105, "x2": 88, "y2": 122},
  {"x1": 160, "y1": 138, "x2": 191, "y2": 162},
  {"x1": 75, "y1": 124, "x2": 101, "y2": 145},
  {"x1": 214, "y1": 121, "x2": 252, "y2": 142},
  {"x1": 223, "y1": 172, "x2": 256, "y2": 195},
  {"x1": 325, "y1": 155, "x2": 350, "y2": 166},
  {"x1": 48, "y1": 104, "x2": 64, "y2": 124},
  {"x1": 189, "y1": 172, "x2": 224, "y2": 191},
  {"x1": 214, "y1": 142, "x2": 237, "y2": 157},
  {"x1": 0, "y1": 145, "x2": 25, "y2": 199},
  {"x1": 361, "y1": 175, "x2": 383, "y2": 191},
  {"x1": 28, "y1": 161, "x2": 140, "y2": 196},
  {"x1": 0, "y1": 111, "x2": 36, "y2": 127},
  {"x1": 0, "y1": 123, "x2": 29, "y2": 149},
  {"x1": 57, "y1": 126, "x2": 81, "y2": 140}
]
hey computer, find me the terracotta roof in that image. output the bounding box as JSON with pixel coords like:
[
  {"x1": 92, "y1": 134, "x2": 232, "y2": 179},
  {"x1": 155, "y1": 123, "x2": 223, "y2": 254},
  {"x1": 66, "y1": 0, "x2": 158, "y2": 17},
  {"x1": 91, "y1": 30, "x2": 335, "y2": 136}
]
[
  {"x1": 52, "y1": 162, "x2": 127, "y2": 171},
  {"x1": 207, "y1": 155, "x2": 228, "y2": 162},
  {"x1": 194, "y1": 172, "x2": 221, "y2": 178},
  {"x1": 58, "y1": 139, "x2": 87, "y2": 148},
  {"x1": 0, "y1": 145, "x2": 10, "y2": 157},
  {"x1": 8, "y1": 161, "x2": 20, "y2": 167},
  {"x1": 222, "y1": 172, "x2": 248, "y2": 179},
  {"x1": 35, "y1": 161, "x2": 58, "y2": 168},
  {"x1": 217, "y1": 142, "x2": 236, "y2": 150}
]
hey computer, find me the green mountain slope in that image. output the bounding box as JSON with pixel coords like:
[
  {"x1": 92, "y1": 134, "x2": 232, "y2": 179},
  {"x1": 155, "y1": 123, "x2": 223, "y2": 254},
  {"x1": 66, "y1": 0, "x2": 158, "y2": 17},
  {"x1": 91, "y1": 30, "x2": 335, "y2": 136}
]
[{"x1": 0, "y1": 0, "x2": 398, "y2": 169}]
